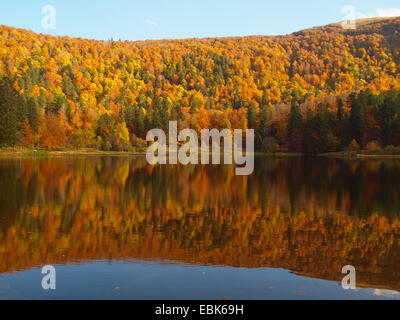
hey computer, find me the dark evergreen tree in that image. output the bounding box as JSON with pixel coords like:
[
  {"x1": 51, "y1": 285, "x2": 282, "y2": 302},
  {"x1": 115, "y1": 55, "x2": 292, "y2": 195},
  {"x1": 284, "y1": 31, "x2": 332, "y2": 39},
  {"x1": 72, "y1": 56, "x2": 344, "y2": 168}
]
[
  {"x1": 256, "y1": 105, "x2": 269, "y2": 148},
  {"x1": 247, "y1": 102, "x2": 257, "y2": 129},
  {"x1": 287, "y1": 102, "x2": 303, "y2": 138},
  {"x1": 349, "y1": 92, "x2": 367, "y2": 147},
  {"x1": 0, "y1": 78, "x2": 22, "y2": 146},
  {"x1": 27, "y1": 97, "x2": 39, "y2": 131}
]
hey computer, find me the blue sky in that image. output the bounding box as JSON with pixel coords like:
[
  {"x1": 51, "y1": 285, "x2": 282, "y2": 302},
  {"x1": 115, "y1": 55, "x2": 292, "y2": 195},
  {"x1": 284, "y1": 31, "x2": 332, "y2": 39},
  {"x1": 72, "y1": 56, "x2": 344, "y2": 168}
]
[{"x1": 1, "y1": 0, "x2": 400, "y2": 41}]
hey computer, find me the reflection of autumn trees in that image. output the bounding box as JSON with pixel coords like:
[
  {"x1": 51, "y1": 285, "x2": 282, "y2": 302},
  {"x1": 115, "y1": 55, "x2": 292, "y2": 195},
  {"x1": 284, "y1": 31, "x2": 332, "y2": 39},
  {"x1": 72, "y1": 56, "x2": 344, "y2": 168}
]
[{"x1": 0, "y1": 157, "x2": 399, "y2": 290}]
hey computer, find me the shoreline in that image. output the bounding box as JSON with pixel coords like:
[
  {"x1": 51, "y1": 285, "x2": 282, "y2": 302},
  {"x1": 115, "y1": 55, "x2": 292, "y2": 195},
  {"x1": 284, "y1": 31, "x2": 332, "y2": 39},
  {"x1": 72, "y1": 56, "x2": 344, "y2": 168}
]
[
  {"x1": 1, "y1": 148, "x2": 400, "y2": 160},
  {"x1": 0, "y1": 148, "x2": 146, "y2": 157},
  {"x1": 318, "y1": 151, "x2": 400, "y2": 160}
]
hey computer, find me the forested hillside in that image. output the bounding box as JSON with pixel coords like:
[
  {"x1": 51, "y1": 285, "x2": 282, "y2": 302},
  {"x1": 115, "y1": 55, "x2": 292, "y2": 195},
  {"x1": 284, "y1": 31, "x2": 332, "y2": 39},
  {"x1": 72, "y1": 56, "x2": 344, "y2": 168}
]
[{"x1": 0, "y1": 17, "x2": 400, "y2": 152}]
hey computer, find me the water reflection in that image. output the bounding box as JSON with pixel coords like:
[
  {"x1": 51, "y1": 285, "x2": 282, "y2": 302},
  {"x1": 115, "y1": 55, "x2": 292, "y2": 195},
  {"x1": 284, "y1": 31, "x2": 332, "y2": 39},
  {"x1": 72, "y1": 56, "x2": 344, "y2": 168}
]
[{"x1": 0, "y1": 156, "x2": 399, "y2": 292}]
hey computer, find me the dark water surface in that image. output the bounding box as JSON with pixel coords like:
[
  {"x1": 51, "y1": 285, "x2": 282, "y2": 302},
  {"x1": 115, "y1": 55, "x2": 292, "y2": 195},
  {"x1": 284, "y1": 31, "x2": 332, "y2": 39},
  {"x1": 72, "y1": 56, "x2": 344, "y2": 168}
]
[{"x1": 0, "y1": 156, "x2": 399, "y2": 300}]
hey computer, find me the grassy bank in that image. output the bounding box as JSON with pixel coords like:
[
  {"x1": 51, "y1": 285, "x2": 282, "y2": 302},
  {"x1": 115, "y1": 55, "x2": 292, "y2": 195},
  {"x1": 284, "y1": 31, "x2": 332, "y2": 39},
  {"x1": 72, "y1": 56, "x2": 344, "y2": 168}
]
[
  {"x1": 319, "y1": 151, "x2": 400, "y2": 159},
  {"x1": 0, "y1": 147, "x2": 146, "y2": 157},
  {"x1": 254, "y1": 152, "x2": 303, "y2": 157},
  {"x1": 2, "y1": 147, "x2": 400, "y2": 160},
  {"x1": 0, "y1": 148, "x2": 301, "y2": 158}
]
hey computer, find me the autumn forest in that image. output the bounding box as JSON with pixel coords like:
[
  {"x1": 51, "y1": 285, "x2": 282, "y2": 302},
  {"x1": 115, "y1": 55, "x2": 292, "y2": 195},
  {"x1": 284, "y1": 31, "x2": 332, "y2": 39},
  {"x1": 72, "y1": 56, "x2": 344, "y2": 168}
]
[{"x1": 1, "y1": 17, "x2": 400, "y2": 153}]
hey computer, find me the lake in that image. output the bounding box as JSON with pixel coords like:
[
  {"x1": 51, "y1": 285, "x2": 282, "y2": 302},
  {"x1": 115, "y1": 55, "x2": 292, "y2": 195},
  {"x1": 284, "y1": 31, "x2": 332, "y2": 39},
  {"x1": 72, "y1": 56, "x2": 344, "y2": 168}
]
[{"x1": 0, "y1": 156, "x2": 399, "y2": 300}]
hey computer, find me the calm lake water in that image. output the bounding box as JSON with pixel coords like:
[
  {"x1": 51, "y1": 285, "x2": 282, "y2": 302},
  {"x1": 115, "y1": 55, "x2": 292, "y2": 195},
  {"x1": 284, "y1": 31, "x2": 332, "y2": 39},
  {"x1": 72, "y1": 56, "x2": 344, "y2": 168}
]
[{"x1": 0, "y1": 156, "x2": 399, "y2": 300}]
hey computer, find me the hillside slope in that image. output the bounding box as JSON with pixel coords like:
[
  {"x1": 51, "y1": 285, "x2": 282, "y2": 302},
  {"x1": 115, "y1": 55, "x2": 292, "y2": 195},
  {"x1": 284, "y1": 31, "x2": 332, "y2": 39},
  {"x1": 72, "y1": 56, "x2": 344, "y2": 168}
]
[{"x1": 0, "y1": 18, "x2": 400, "y2": 151}]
